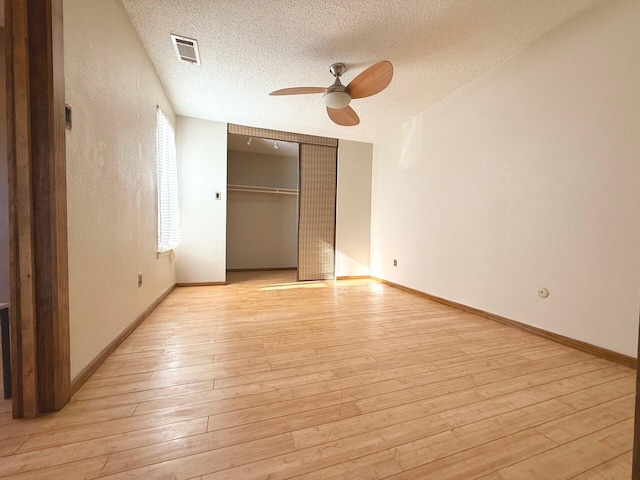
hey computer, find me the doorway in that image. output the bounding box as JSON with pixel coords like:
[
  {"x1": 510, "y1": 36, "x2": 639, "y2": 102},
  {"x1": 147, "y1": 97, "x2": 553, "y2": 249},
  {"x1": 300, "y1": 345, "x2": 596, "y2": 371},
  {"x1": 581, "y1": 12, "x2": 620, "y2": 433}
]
[
  {"x1": 225, "y1": 125, "x2": 338, "y2": 283},
  {"x1": 226, "y1": 134, "x2": 299, "y2": 274}
]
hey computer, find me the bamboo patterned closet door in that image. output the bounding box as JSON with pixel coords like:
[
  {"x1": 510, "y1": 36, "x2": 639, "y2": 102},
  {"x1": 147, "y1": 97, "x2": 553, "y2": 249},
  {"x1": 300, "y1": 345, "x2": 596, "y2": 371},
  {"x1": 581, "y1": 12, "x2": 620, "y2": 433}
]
[{"x1": 297, "y1": 144, "x2": 337, "y2": 281}]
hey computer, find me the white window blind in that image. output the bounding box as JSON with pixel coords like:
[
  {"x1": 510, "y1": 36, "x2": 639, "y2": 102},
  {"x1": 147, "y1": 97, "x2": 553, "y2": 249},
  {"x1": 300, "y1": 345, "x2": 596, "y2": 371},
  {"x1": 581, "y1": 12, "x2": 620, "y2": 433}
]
[{"x1": 157, "y1": 108, "x2": 181, "y2": 252}]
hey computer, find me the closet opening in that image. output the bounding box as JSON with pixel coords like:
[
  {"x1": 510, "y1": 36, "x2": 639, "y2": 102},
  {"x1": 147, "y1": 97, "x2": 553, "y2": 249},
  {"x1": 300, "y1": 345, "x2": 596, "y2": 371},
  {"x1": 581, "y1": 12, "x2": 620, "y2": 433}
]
[{"x1": 226, "y1": 134, "x2": 299, "y2": 277}]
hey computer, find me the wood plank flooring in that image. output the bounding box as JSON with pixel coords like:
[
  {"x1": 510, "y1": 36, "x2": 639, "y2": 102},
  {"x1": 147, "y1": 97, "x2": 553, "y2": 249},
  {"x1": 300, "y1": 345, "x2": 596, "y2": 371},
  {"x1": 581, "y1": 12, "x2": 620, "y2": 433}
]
[{"x1": 0, "y1": 271, "x2": 634, "y2": 479}]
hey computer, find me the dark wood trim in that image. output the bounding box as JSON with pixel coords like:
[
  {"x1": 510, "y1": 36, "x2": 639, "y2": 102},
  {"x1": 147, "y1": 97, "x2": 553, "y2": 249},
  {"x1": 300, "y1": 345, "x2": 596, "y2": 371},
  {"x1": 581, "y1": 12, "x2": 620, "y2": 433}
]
[
  {"x1": 70, "y1": 284, "x2": 176, "y2": 397},
  {"x1": 175, "y1": 282, "x2": 227, "y2": 287},
  {"x1": 51, "y1": 0, "x2": 70, "y2": 411},
  {"x1": 226, "y1": 268, "x2": 296, "y2": 272},
  {"x1": 29, "y1": 0, "x2": 70, "y2": 413},
  {"x1": 7, "y1": 0, "x2": 39, "y2": 419},
  {"x1": 633, "y1": 314, "x2": 640, "y2": 479},
  {"x1": 7, "y1": 0, "x2": 70, "y2": 418},
  {"x1": 336, "y1": 276, "x2": 370, "y2": 281},
  {"x1": 373, "y1": 277, "x2": 636, "y2": 369}
]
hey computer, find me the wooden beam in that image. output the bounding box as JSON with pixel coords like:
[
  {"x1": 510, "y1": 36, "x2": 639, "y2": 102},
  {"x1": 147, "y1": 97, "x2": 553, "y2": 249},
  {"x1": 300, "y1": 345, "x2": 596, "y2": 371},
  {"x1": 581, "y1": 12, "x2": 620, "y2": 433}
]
[
  {"x1": 7, "y1": 0, "x2": 38, "y2": 420},
  {"x1": 6, "y1": 0, "x2": 70, "y2": 418},
  {"x1": 28, "y1": 0, "x2": 70, "y2": 413}
]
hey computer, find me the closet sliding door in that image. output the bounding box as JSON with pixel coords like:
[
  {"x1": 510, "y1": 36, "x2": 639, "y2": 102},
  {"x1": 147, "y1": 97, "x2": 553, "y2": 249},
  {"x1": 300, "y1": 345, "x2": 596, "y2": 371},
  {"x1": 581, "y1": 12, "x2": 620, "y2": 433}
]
[{"x1": 298, "y1": 144, "x2": 337, "y2": 281}]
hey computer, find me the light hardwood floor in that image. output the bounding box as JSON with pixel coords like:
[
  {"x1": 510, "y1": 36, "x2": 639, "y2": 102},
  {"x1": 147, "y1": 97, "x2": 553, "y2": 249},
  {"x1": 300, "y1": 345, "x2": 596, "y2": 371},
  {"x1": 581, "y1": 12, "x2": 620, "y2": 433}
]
[{"x1": 0, "y1": 271, "x2": 634, "y2": 479}]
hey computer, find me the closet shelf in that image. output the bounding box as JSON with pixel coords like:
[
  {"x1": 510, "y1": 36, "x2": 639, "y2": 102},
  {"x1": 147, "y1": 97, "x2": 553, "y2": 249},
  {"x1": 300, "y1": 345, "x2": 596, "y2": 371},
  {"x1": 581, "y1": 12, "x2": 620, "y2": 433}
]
[{"x1": 227, "y1": 184, "x2": 298, "y2": 195}]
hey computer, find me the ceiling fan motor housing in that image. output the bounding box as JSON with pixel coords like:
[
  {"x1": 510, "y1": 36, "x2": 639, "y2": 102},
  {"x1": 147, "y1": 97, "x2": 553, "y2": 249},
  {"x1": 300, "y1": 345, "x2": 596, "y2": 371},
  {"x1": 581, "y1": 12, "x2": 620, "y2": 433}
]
[
  {"x1": 323, "y1": 63, "x2": 352, "y2": 109},
  {"x1": 329, "y1": 63, "x2": 346, "y2": 78}
]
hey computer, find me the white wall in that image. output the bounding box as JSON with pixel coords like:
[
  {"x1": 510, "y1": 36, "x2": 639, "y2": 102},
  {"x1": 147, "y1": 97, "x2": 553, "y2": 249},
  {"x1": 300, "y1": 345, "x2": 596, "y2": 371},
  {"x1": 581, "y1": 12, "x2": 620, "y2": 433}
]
[
  {"x1": 227, "y1": 150, "x2": 298, "y2": 269},
  {"x1": 64, "y1": 0, "x2": 176, "y2": 378},
  {"x1": 0, "y1": 29, "x2": 8, "y2": 304},
  {"x1": 336, "y1": 140, "x2": 373, "y2": 278},
  {"x1": 371, "y1": 0, "x2": 640, "y2": 357},
  {"x1": 175, "y1": 116, "x2": 227, "y2": 283}
]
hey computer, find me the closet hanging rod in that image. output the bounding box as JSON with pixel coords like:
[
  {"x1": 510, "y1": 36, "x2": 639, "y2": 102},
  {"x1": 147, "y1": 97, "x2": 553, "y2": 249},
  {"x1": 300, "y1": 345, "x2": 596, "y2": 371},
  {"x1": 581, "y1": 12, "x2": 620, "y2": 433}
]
[{"x1": 227, "y1": 184, "x2": 298, "y2": 195}]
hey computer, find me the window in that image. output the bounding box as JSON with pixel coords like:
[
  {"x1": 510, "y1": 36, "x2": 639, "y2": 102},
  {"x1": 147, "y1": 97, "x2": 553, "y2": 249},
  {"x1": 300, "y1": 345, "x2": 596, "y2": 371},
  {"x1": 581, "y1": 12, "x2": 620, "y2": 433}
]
[{"x1": 157, "y1": 108, "x2": 181, "y2": 252}]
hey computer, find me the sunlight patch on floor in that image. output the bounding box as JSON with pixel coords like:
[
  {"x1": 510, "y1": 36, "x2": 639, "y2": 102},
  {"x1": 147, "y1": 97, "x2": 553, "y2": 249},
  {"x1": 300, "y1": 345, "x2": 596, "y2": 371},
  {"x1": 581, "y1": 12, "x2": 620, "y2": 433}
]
[{"x1": 260, "y1": 282, "x2": 327, "y2": 291}]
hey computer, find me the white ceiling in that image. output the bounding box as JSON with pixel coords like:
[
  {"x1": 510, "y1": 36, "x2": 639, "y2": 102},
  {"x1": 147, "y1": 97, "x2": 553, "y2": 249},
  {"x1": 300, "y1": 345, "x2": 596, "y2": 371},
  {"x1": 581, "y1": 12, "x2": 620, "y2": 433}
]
[
  {"x1": 121, "y1": 0, "x2": 602, "y2": 143},
  {"x1": 228, "y1": 134, "x2": 298, "y2": 158}
]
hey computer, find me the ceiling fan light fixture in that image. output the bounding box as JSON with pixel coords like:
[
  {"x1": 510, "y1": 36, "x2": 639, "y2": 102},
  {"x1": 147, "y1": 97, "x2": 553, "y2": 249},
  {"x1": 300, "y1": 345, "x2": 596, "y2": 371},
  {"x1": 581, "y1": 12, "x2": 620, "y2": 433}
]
[
  {"x1": 270, "y1": 61, "x2": 392, "y2": 126},
  {"x1": 323, "y1": 90, "x2": 351, "y2": 109}
]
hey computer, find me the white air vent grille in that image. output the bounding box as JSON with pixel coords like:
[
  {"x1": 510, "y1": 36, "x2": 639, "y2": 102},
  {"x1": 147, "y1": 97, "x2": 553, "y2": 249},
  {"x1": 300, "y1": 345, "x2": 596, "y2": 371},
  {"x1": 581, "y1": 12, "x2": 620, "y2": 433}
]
[{"x1": 171, "y1": 34, "x2": 201, "y2": 65}]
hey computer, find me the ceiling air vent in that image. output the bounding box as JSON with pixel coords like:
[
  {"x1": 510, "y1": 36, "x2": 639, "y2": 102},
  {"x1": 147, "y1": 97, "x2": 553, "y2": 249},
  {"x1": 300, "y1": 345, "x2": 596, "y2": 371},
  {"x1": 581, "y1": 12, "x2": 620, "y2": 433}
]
[{"x1": 171, "y1": 34, "x2": 201, "y2": 65}]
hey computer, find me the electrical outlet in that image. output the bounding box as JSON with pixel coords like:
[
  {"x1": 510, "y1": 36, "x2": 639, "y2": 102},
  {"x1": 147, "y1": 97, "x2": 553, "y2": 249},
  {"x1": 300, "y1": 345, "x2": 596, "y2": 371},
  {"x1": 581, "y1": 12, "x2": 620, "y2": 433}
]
[
  {"x1": 138, "y1": 272, "x2": 143, "y2": 288},
  {"x1": 393, "y1": 259, "x2": 398, "y2": 267}
]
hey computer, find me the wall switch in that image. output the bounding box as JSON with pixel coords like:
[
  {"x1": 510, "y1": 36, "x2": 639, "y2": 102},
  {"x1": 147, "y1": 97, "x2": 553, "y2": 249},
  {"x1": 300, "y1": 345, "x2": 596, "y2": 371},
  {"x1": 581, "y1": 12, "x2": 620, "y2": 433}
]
[
  {"x1": 65, "y1": 104, "x2": 72, "y2": 130},
  {"x1": 215, "y1": 191, "x2": 222, "y2": 200},
  {"x1": 138, "y1": 272, "x2": 143, "y2": 288},
  {"x1": 393, "y1": 259, "x2": 398, "y2": 267}
]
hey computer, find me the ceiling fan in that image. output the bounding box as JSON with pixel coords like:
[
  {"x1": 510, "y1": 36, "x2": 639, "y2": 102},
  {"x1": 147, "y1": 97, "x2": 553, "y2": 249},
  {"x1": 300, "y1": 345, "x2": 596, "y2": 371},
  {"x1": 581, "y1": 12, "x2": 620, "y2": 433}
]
[{"x1": 269, "y1": 61, "x2": 393, "y2": 127}]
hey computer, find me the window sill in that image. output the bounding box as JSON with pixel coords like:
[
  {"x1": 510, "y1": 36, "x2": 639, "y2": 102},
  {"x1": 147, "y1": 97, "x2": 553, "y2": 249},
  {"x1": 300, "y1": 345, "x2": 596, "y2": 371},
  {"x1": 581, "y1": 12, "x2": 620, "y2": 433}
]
[{"x1": 157, "y1": 250, "x2": 174, "y2": 259}]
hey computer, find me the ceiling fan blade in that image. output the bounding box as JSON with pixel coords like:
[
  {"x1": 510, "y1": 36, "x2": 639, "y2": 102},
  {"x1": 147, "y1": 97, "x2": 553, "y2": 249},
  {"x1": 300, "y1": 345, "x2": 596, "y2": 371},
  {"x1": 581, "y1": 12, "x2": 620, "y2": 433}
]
[
  {"x1": 327, "y1": 105, "x2": 360, "y2": 126},
  {"x1": 346, "y1": 61, "x2": 393, "y2": 99},
  {"x1": 269, "y1": 87, "x2": 325, "y2": 96}
]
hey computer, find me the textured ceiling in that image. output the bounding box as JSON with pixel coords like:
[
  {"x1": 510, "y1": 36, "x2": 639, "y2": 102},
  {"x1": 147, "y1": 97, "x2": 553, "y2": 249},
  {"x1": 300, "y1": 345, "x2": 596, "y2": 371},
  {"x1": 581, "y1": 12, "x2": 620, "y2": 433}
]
[{"x1": 121, "y1": 0, "x2": 602, "y2": 143}]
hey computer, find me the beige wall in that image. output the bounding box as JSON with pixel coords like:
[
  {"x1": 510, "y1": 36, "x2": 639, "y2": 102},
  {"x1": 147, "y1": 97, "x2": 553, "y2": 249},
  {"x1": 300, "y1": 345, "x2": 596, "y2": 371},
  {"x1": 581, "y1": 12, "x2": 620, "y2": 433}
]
[
  {"x1": 371, "y1": 0, "x2": 640, "y2": 357},
  {"x1": 64, "y1": 0, "x2": 176, "y2": 378},
  {"x1": 175, "y1": 116, "x2": 227, "y2": 284},
  {"x1": 0, "y1": 28, "x2": 7, "y2": 304},
  {"x1": 336, "y1": 140, "x2": 373, "y2": 278},
  {"x1": 227, "y1": 150, "x2": 298, "y2": 269}
]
